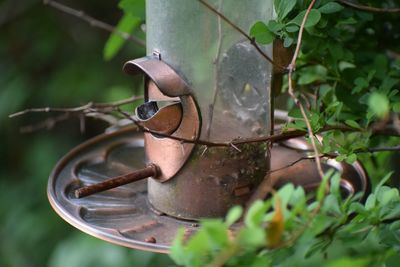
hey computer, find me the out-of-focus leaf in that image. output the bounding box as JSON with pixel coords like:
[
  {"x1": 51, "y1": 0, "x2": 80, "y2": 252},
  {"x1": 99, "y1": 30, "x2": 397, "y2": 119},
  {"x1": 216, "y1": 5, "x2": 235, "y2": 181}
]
[
  {"x1": 274, "y1": 0, "x2": 296, "y2": 20},
  {"x1": 245, "y1": 200, "x2": 272, "y2": 228},
  {"x1": 226, "y1": 205, "x2": 243, "y2": 226},
  {"x1": 119, "y1": 0, "x2": 145, "y2": 19},
  {"x1": 289, "y1": 9, "x2": 321, "y2": 28},
  {"x1": 318, "y1": 2, "x2": 344, "y2": 14},
  {"x1": 250, "y1": 21, "x2": 274, "y2": 44},
  {"x1": 368, "y1": 92, "x2": 390, "y2": 119},
  {"x1": 103, "y1": 13, "x2": 141, "y2": 60},
  {"x1": 237, "y1": 227, "x2": 266, "y2": 248},
  {"x1": 325, "y1": 257, "x2": 370, "y2": 267}
]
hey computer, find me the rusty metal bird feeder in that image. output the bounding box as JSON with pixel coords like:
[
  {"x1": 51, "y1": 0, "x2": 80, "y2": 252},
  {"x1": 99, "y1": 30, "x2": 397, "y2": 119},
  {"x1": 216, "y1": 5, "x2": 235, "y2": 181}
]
[{"x1": 48, "y1": 0, "x2": 370, "y2": 253}]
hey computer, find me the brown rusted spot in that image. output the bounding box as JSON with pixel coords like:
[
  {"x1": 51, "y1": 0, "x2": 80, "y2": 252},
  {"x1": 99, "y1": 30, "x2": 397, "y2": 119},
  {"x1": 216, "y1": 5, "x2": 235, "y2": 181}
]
[
  {"x1": 145, "y1": 236, "x2": 157, "y2": 243},
  {"x1": 234, "y1": 185, "x2": 251, "y2": 197},
  {"x1": 119, "y1": 220, "x2": 159, "y2": 234}
]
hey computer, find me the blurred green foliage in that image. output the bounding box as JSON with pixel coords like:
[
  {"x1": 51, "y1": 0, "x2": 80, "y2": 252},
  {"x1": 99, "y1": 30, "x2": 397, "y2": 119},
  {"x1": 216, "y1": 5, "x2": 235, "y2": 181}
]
[
  {"x1": 2, "y1": 0, "x2": 400, "y2": 267},
  {"x1": 0, "y1": 1, "x2": 170, "y2": 266}
]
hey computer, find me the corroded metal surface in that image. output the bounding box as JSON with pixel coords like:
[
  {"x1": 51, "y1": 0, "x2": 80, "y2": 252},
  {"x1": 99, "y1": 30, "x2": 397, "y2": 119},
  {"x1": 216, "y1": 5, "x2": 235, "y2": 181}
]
[
  {"x1": 123, "y1": 56, "x2": 269, "y2": 219},
  {"x1": 48, "y1": 127, "x2": 369, "y2": 253},
  {"x1": 123, "y1": 56, "x2": 201, "y2": 183}
]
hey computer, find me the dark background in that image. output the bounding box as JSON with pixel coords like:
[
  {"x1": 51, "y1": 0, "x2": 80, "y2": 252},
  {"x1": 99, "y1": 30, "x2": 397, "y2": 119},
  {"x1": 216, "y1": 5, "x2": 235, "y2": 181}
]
[{"x1": 0, "y1": 1, "x2": 172, "y2": 266}]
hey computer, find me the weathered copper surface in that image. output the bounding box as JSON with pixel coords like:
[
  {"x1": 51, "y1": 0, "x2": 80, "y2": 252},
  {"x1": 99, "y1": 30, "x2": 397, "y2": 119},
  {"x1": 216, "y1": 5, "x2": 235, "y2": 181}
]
[
  {"x1": 48, "y1": 127, "x2": 370, "y2": 253},
  {"x1": 74, "y1": 164, "x2": 159, "y2": 198},
  {"x1": 136, "y1": 102, "x2": 183, "y2": 135},
  {"x1": 123, "y1": 56, "x2": 269, "y2": 219},
  {"x1": 123, "y1": 56, "x2": 201, "y2": 183}
]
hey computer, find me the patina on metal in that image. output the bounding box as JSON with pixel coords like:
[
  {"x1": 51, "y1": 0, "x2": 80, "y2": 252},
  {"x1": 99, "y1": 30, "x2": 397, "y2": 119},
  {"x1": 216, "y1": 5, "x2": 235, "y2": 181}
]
[
  {"x1": 123, "y1": 55, "x2": 272, "y2": 220},
  {"x1": 123, "y1": 56, "x2": 201, "y2": 183},
  {"x1": 47, "y1": 127, "x2": 370, "y2": 253},
  {"x1": 74, "y1": 163, "x2": 159, "y2": 198}
]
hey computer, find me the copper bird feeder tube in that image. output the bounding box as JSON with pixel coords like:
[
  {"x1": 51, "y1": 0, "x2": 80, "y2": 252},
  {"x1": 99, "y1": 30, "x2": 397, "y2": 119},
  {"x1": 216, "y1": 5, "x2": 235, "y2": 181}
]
[{"x1": 121, "y1": 0, "x2": 275, "y2": 220}]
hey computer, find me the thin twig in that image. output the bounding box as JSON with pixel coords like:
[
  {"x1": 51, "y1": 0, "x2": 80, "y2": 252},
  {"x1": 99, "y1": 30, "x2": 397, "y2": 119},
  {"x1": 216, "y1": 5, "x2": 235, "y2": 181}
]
[
  {"x1": 115, "y1": 107, "x2": 309, "y2": 147},
  {"x1": 11, "y1": 96, "x2": 142, "y2": 133},
  {"x1": 20, "y1": 113, "x2": 70, "y2": 133},
  {"x1": 338, "y1": 0, "x2": 400, "y2": 13},
  {"x1": 43, "y1": 0, "x2": 145, "y2": 47},
  {"x1": 287, "y1": 0, "x2": 325, "y2": 179},
  {"x1": 9, "y1": 96, "x2": 143, "y2": 118},
  {"x1": 358, "y1": 145, "x2": 400, "y2": 153},
  {"x1": 198, "y1": 0, "x2": 285, "y2": 71},
  {"x1": 206, "y1": 0, "x2": 224, "y2": 139}
]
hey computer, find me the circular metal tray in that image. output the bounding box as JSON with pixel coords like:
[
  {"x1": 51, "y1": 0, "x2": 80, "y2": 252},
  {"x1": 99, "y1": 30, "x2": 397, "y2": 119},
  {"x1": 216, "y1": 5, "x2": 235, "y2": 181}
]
[{"x1": 48, "y1": 127, "x2": 369, "y2": 253}]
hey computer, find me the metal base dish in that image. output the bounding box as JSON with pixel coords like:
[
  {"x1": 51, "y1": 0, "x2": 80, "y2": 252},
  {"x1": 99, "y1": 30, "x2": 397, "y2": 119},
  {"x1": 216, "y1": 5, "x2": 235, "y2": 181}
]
[{"x1": 48, "y1": 127, "x2": 369, "y2": 253}]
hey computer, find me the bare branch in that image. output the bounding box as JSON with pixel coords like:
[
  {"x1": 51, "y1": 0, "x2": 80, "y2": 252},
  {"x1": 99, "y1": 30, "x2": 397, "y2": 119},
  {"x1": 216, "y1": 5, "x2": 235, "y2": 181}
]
[
  {"x1": 20, "y1": 113, "x2": 70, "y2": 133},
  {"x1": 9, "y1": 96, "x2": 143, "y2": 118},
  {"x1": 338, "y1": 0, "x2": 400, "y2": 13},
  {"x1": 358, "y1": 145, "x2": 400, "y2": 153},
  {"x1": 43, "y1": 0, "x2": 145, "y2": 47},
  {"x1": 206, "y1": 0, "x2": 224, "y2": 139}
]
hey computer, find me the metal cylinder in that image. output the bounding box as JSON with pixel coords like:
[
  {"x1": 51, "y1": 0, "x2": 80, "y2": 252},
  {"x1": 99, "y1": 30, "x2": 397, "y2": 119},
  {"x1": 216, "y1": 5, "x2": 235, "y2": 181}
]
[{"x1": 145, "y1": 0, "x2": 274, "y2": 220}]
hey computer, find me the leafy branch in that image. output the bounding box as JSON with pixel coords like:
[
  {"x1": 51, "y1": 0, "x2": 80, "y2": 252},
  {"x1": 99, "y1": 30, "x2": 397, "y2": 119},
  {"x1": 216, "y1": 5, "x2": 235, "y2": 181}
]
[{"x1": 286, "y1": 0, "x2": 324, "y2": 179}]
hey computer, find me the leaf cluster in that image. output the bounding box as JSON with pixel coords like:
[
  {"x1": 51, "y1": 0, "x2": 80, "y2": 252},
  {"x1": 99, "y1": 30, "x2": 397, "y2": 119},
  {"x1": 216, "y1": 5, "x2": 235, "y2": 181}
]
[{"x1": 171, "y1": 171, "x2": 400, "y2": 267}]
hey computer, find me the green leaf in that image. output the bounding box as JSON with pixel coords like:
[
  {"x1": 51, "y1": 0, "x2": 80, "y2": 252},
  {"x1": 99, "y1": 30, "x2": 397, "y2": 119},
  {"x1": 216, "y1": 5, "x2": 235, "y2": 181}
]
[
  {"x1": 245, "y1": 200, "x2": 271, "y2": 228},
  {"x1": 286, "y1": 25, "x2": 299, "y2": 33},
  {"x1": 289, "y1": 186, "x2": 306, "y2": 211},
  {"x1": 325, "y1": 257, "x2": 370, "y2": 267},
  {"x1": 283, "y1": 36, "x2": 294, "y2": 47},
  {"x1": 337, "y1": 17, "x2": 357, "y2": 26},
  {"x1": 250, "y1": 21, "x2": 274, "y2": 44},
  {"x1": 103, "y1": 13, "x2": 141, "y2": 60},
  {"x1": 380, "y1": 202, "x2": 400, "y2": 220},
  {"x1": 201, "y1": 220, "x2": 229, "y2": 248},
  {"x1": 289, "y1": 9, "x2": 321, "y2": 28},
  {"x1": 345, "y1": 153, "x2": 357, "y2": 164},
  {"x1": 274, "y1": 0, "x2": 296, "y2": 20},
  {"x1": 267, "y1": 20, "x2": 285, "y2": 33},
  {"x1": 330, "y1": 171, "x2": 341, "y2": 199},
  {"x1": 368, "y1": 92, "x2": 390, "y2": 119},
  {"x1": 353, "y1": 77, "x2": 369, "y2": 94},
  {"x1": 249, "y1": 254, "x2": 271, "y2": 267},
  {"x1": 237, "y1": 227, "x2": 266, "y2": 248},
  {"x1": 118, "y1": 0, "x2": 145, "y2": 19},
  {"x1": 318, "y1": 2, "x2": 344, "y2": 14},
  {"x1": 376, "y1": 186, "x2": 399, "y2": 206},
  {"x1": 393, "y1": 102, "x2": 400, "y2": 113},
  {"x1": 225, "y1": 205, "x2": 243, "y2": 226},
  {"x1": 375, "y1": 172, "x2": 394, "y2": 193},
  {"x1": 345, "y1": 120, "x2": 361, "y2": 129},
  {"x1": 365, "y1": 194, "x2": 376, "y2": 210},
  {"x1": 277, "y1": 183, "x2": 295, "y2": 209},
  {"x1": 288, "y1": 108, "x2": 302, "y2": 118},
  {"x1": 170, "y1": 228, "x2": 186, "y2": 265},
  {"x1": 339, "y1": 61, "x2": 356, "y2": 71},
  {"x1": 298, "y1": 65, "x2": 327, "y2": 85},
  {"x1": 349, "y1": 202, "x2": 366, "y2": 215},
  {"x1": 317, "y1": 169, "x2": 335, "y2": 203},
  {"x1": 323, "y1": 195, "x2": 341, "y2": 216}
]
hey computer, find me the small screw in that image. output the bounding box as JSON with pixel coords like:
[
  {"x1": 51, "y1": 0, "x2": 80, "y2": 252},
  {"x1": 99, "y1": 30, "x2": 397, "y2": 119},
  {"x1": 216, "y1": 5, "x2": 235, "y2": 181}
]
[{"x1": 153, "y1": 50, "x2": 161, "y2": 60}]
